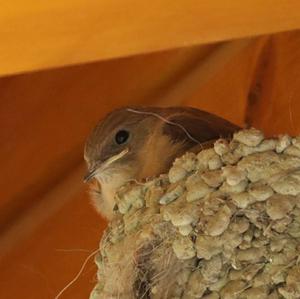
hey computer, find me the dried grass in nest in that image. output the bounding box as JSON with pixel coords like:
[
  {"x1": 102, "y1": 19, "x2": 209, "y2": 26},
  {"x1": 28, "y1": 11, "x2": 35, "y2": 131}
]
[{"x1": 90, "y1": 129, "x2": 300, "y2": 299}]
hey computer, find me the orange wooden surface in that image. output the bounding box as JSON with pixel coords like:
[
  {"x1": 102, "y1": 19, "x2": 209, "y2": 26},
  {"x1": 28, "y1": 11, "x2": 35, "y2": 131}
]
[
  {"x1": 0, "y1": 189, "x2": 105, "y2": 299},
  {"x1": 1, "y1": 30, "x2": 300, "y2": 299},
  {"x1": 2, "y1": 0, "x2": 300, "y2": 76},
  {"x1": 181, "y1": 38, "x2": 267, "y2": 125},
  {"x1": 246, "y1": 31, "x2": 300, "y2": 136}
]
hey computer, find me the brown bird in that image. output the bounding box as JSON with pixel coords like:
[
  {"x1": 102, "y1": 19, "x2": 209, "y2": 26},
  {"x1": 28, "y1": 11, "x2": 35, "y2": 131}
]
[{"x1": 84, "y1": 106, "x2": 240, "y2": 219}]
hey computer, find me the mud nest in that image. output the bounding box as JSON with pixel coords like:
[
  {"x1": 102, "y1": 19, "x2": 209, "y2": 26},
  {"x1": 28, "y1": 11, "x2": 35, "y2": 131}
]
[{"x1": 90, "y1": 129, "x2": 300, "y2": 299}]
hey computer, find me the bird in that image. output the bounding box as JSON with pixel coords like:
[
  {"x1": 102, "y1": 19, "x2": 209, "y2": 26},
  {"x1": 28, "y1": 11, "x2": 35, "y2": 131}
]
[{"x1": 84, "y1": 106, "x2": 240, "y2": 219}]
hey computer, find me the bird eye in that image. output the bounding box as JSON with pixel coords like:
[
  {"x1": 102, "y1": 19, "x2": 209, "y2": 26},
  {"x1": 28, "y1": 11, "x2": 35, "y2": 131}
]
[{"x1": 115, "y1": 130, "x2": 129, "y2": 145}]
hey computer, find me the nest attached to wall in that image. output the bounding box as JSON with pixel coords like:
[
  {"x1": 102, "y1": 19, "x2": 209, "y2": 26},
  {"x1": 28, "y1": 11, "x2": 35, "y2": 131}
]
[{"x1": 90, "y1": 129, "x2": 300, "y2": 299}]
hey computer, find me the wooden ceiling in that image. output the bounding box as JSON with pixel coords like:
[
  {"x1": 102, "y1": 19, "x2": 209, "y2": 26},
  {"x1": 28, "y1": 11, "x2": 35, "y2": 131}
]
[
  {"x1": 1, "y1": 1, "x2": 300, "y2": 76},
  {"x1": 1, "y1": 2, "x2": 300, "y2": 299}
]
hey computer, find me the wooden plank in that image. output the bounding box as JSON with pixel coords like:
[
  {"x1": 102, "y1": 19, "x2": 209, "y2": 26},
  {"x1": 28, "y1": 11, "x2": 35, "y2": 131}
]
[
  {"x1": 184, "y1": 38, "x2": 268, "y2": 126},
  {"x1": 154, "y1": 37, "x2": 266, "y2": 126},
  {"x1": 246, "y1": 31, "x2": 300, "y2": 136},
  {"x1": 0, "y1": 188, "x2": 105, "y2": 299},
  {"x1": 158, "y1": 38, "x2": 262, "y2": 125},
  {"x1": 0, "y1": 163, "x2": 86, "y2": 260},
  {"x1": 1, "y1": 0, "x2": 300, "y2": 76}
]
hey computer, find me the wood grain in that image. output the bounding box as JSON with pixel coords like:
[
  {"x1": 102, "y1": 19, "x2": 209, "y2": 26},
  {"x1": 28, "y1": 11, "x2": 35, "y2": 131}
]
[
  {"x1": 1, "y1": 0, "x2": 300, "y2": 76},
  {"x1": 0, "y1": 189, "x2": 104, "y2": 299},
  {"x1": 158, "y1": 38, "x2": 261, "y2": 125},
  {"x1": 246, "y1": 31, "x2": 300, "y2": 135},
  {"x1": 178, "y1": 37, "x2": 266, "y2": 126}
]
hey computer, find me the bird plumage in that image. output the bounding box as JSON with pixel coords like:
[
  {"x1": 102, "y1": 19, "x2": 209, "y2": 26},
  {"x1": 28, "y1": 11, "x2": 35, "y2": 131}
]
[{"x1": 84, "y1": 106, "x2": 240, "y2": 219}]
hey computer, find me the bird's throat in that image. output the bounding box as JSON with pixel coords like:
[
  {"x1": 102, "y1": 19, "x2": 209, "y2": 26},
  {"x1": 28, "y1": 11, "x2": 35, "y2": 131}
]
[{"x1": 92, "y1": 169, "x2": 134, "y2": 219}]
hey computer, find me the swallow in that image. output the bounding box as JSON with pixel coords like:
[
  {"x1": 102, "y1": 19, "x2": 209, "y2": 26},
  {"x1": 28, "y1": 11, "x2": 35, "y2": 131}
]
[{"x1": 84, "y1": 106, "x2": 239, "y2": 219}]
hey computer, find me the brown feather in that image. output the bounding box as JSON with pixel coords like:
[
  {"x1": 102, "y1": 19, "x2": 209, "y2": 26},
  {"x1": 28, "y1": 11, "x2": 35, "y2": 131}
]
[{"x1": 84, "y1": 106, "x2": 240, "y2": 219}]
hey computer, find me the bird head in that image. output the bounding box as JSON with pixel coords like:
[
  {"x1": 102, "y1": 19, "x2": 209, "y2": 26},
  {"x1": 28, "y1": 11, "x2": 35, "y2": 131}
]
[{"x1": 84, "y1": 106, "x2": 239, "y2": 218}]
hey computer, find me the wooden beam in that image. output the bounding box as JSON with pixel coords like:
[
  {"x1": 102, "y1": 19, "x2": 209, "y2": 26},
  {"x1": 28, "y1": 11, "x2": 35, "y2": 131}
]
[
  {"x1": 182, "y1": 37, "x2": 269, "y2": 126},
  {"x1": 0, "y1": 171, "x2": 105, "y2": 299},
  {"x1": 1, "y1": 0, "x2": 300, "y2": 76},
  {"x1": 246, "y1": 31, "x2": 300, "y2": 136},
  {"x1": 0, "y1": 163, "x2": 86, "y2": 261}
]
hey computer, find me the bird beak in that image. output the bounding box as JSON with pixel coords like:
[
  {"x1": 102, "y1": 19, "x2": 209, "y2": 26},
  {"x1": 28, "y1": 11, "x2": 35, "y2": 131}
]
[
  {"x1": 83, "y1": 147, "x2": 130, "y2": 183},
  {"x1": 83, "y1": 168, "x2": 97, "y2": 183}
]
